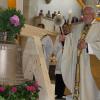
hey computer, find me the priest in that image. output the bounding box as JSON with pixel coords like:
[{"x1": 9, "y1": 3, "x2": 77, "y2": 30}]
[{"x1": 61, "y1": 6, "x2": 100, "y2": 100}]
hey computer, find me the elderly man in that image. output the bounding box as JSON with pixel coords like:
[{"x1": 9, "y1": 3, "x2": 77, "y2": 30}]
[{"x1": 61, "y1": 6, "x2": 100, "y2": 100}]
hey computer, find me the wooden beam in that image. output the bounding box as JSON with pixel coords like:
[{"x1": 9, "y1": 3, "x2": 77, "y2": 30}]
[
  {"x1": 21, "y1": 24, "x2": 56, "y2": 39},
  {"x1": 20, "y1": 24, "x2": 55, "y2": 100},
  {"x1": 21, "y1": 36, "x2": 54, "y2": 100}
]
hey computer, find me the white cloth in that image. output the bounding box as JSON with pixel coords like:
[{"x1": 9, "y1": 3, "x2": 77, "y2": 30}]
[
  {"x1": 61, "y1": 21, "x2": 100, "y2": 100},
  {"x1": 88, "y1": 43, "x2": 94, "y2": 54},
  {"x1": 53, "y1": 35, "x2": 64, "y2": 74},
  {"x1": 41, "y1": 35, "x2": 53, "y2": 69},
  {"x1": 66, "y1": 95, "x2": 72, "y2": 100}
]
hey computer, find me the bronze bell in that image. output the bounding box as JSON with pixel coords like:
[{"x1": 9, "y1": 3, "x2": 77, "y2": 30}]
[{"x1": 0, "y1": 44, "x2": 25, "y2": 86}]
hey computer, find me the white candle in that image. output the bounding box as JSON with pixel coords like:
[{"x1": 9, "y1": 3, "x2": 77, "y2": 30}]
[{"x1": 68, "y1": 10, "x2": 72, "y2": 24}]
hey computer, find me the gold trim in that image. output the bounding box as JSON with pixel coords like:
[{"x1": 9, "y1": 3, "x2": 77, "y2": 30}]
[
  {"x1": 76, "y1": 0, "x2": 85, "y2": 8},
  {"x1": 96, "y1": 17, "x2": 100, "y2": 21},
  {"x1": 96, "y1": 4, "x2": 100, "y2": 8}
]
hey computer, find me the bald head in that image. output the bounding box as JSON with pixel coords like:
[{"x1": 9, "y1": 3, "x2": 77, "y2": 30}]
[
  {"x1": 83, "y1": 6, "x2": 95, "y2": 15},
  {"x1": 83, "y1": 6, "x2": 95, "y2": 24}
]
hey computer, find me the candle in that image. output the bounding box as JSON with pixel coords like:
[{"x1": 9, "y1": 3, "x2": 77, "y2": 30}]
[{"x1": 68, "y1": 10, "x2": 72, "y2": 24}]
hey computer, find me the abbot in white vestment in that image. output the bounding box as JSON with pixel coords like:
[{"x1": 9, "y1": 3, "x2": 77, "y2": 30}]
[{"x1": 61, "y1": 20, "x2": 100, "y2": 100}]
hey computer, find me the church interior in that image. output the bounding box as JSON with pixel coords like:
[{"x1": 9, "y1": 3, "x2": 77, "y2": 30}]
[{"x1": 0, "y1": 0, "x2": 100, "y2": 100}]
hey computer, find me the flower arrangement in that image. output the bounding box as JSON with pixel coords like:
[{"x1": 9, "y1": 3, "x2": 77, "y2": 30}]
[
  {"x1": 0, "y1": 80, "x2": 40, "y2": 100},
  {"x1": 0, "y1": 8, "x2": 25, "y2": 43}
]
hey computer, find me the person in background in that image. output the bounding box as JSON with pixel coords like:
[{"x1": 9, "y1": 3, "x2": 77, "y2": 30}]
[
  {"x1": 37, "y1": 23, "x2": 53, "y2": 70},
  {"x1": 46, "y1": 10, "x2": 51, "y2": 18},
  {"x1": 39, "y1": 10, "x2": 44, "y2": 17},
  {"x1": 54, "y1": 21, "x2": 72, "y2": 99}
]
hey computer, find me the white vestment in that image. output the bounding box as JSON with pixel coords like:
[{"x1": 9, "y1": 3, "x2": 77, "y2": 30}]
[
  {"x1": 61, "y1": 21, "x2": 100, "y2": 100},
  {"x1": 41, "y1": 35, "x2": 53, "y2": 69},
  {"x1": 54, "y1": 35, "x2": 63, "y2": 74}
]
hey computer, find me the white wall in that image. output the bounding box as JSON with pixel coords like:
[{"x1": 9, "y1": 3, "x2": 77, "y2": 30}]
[
  {"x1": 25, "y1": 0, "x2": 81, "y2": 24},
  {"x1": 37, "y1": 0, "x2": 81, "y2": 19},
  {"x1": 0, "y1": 0, "x2": 8, "y2": 9},
  {"x1": 29, "y1": 0, "x2": 39, "y2": 19}
]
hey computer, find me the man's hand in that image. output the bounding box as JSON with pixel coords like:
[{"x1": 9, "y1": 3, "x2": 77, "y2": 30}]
[
  {"x1": 59, "y1": 34, "x2": 65, "y2": 42},
  {"x1": 77, "y1": 39, "x2": 88, "y2": 50}
]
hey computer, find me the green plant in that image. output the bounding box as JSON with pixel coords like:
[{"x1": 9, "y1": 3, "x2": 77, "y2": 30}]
[
  {"x1": 0, "y1": 8, "x2": 25, "y2": 43},
  {"x1": 0, "y1": 80, "x2": 40, "y2": 100},
  {"x1": 0, "y1": 7, "x2": 3, "y2": 12}
]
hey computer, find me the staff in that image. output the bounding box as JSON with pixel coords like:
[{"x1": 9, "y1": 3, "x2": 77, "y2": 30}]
[{"x1": 73, "y1": 25, "x2": 90, "y2": 100}]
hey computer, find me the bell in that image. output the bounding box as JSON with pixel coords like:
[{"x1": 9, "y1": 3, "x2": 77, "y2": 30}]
[
  {"x1": 0, "y1": 44, "x2": 25, "y2": 86},
  {"x1": 54, "y1": 14, "x2": 64, "y2": 26}
]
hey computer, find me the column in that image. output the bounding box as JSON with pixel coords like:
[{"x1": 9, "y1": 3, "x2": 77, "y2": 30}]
[{"x1": 16, "y1": 0, "x2": 23, "y2": 14}]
